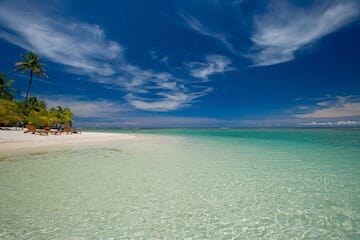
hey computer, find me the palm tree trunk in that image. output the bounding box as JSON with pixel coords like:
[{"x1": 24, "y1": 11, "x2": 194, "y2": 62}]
[{"x1": 25, "y1": 70, "x2": 33, "y2": 105}]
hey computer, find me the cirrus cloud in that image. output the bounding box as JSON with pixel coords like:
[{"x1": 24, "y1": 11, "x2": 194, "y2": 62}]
[
  {"x1": 294, "y1": 96, "x2": 360, "y2": 119},
  {"x1": 0, "y1": 2, "x2": 123, "y2": 76},
  {"x1": 249, "y1": 0, "x2": 360, "y2": 66},
  {"x1": 39, "y1": 95, "x2": 129, "y2": 118},
  {"x1": 0, "y1": 0, "x2": 225, "y2": 112},
  {"x1": 186, "y1": 55, "x2": 232, "y2": 81},
  {"x1": 179, "y1": 12, "x2": 238, "y2": 55},
  {"x1": 125, "y1": 88, "x2": 212, "y2": 112}
]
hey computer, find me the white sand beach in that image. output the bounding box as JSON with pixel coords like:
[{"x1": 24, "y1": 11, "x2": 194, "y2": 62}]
[{"x1": 0, "y1": 129, "x2": 136, "y2": 152}]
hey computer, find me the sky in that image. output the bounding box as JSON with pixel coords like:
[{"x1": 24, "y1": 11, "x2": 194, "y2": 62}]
[{"x1": 0, "y1": 0, "x2": 359, "y2": 127}]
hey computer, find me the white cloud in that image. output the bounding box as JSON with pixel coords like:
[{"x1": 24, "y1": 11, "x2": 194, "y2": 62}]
[
  {"x1": 294, "y1": 96, "x2": 360, "y2": 118},
  {"x1": 299, "y1": 120, "x2": 359, "y2": 126},
  {"x1": 108, "y1": 64, "x2": 212, "y2": 111},
  {"x1": 40, "y1": 95, "x2": 128, "y2": 118},
  {"x1": 179, "y1": 12, "x2": 238, "y2": 54},
  {"x1": 249, "y1": 0, "x2": 360, "y2": 66},
  {"x1": 0, "y1": 0, "x2": 216, "y2": 112},
  {"x1": 296, "y1": 102, "x2": 360, "y2": 118},
  {"x1": 187, "y1": 55, "x2": 232, "y2": 80},
  {"x1": 39, "y1": 94, "x2": 226, "y2": 125},
  {"x1": 116, "y1": 64, "x2": 173, "y2": 91},
  {"x1": 126, "y1": 88, "x2": 212, "y2": 112},
  {"x1": 0, "y1": 1, "x2": 123, "y2": 76}
]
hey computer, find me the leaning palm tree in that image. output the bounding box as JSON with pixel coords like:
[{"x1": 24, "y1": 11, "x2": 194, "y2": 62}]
[
  {"x1": 0, "y1": 73, "x2": 19, "y2": 100},
  {"x1": 15, "y1": 52, "x2": 47, "y2": 105}
]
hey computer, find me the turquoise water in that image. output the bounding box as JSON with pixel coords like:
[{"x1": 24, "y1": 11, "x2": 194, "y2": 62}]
[{"x1": 0, "y1": 129, "x2": 359, "y2": 239}]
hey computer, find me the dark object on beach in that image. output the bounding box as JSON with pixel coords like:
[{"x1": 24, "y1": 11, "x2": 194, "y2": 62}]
[
  {"x1": 44, "y1": 127, "x2": 61, "y2": 135},
  {"x1": 61, "y1": 125, "x2": 81, "y2": 134},
  {"x1": 23, "y1": 124, "x2": 48, "y2": 135}
]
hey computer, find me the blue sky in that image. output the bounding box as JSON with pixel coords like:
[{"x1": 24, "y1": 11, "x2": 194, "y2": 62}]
[{"x1": 0, "y1": 0, "x2": 359, "y2": 127}]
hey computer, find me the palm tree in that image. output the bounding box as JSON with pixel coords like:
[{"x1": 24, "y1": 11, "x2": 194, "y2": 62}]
[
  {"x1": 23, "y1": 96, "x2": 47, "y2": 115},
  {"x1": 55, "y1": 106, "x2": 74, "y2": 125},
  {"x1": 0, "y1": 73, "x2": 18, "y2": 100},
  {"x1": 15, "y1": 52, "x2": 47, "y2": 105}
]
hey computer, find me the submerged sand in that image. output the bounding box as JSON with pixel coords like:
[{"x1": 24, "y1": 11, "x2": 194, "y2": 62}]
[{"x1": 0, "y1": 129, "x2": 136, "y2": 153}]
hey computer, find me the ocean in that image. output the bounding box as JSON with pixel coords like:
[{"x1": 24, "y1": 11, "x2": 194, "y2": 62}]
[{"x1": 0, "y1": 129, "x2": 359, "y2": 239}]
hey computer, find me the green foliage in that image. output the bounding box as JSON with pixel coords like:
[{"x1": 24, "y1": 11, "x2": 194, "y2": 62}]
[
  {"x1": 15, "y1": 52, "x2": 47, "y2": 77},
  {"x1": 0, "y1": 73, "x2": 19, "y2": 101},
  {"x1": 54, "y1": 106, "x2": 74, "y2": 125},
  {"x1": 0, "y1": 99, "x2": 24, "y2": 126},
  {"x1": 23, "y1": 96, "x2": 47, "y2": 115},
  {"x1": 24, "y1": 98, "x2": 74, "y2": 127},
  {"x1": 0, "y1": 52, "x2": 75, "y2": 128},
  {"x1": 27, "y1": 109, "x2": 54, "y2": 127},
  {"x1": 15, "y1": 51, "x2": 47, "y2": 104}
]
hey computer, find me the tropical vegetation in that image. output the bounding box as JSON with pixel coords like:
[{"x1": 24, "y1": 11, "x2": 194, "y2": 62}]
[
  {"x1": 15, "y1": 51, "x2": 47, "y2": 105},
  {"x1": 0, "y1": 51, "x2": 74, "y2": 128},
  {"x1": 0, "y1": 73, "x2": 18, "y2": 100}
]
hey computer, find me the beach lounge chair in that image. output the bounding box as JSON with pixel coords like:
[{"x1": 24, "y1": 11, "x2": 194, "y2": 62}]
[
  {"x1": 62, "y1": 125, "x2": 81, "y2": 134},
  {"x1": 44, "y1": 127, "x2": 61, "y2": 135},
  {"x1": 24, "y1": 125, "x2": 48, "y2": 135}
]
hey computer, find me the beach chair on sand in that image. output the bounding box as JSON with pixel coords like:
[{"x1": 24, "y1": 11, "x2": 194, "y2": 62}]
[
  {"x1": 62, "y1": 125, "x2": 81, "y2": 134},
  {"x1": 44, "y1": 127, "x2": 61, "y2": 135},
  {"x1": 24, "y1": 125, "x2": 48, "y2": 135}
]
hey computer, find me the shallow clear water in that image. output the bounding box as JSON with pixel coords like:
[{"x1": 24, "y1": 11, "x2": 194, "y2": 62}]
[{"x1": 0, "y1": 129, "x2": 359, "y2": 239}]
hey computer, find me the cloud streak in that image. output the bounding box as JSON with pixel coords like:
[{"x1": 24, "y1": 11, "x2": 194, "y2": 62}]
[
  {"x1": 0, "y1": 0, "x2": 220, "y2": 112},
  {"x1": 299, "y1": 120, "x2": 359, "y2": 126},
  {"x1": 187, "y1": 55, "x2": 232, "y2": 80},
  {"x1": 249, "y1": 0, "x2": 360, "y2": 66},
  {"x1": 40, "y1": 95, "x2": 129, "y2": 118},
  {"x1": 126, "y1": 88, "x2": 212, "y2": 112},
  {"x1": 0, "y1": 2, "x2": 123, "y2": 76},
  {"x1": 179, "y1": 12, "x2": 238, "y2": 55},
  {"x1": 294, "y1": 96, "x2": 360, "y2": 119},
  {"x1": 41, "y1": 94, "x2": 230, "y2": 127}
]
